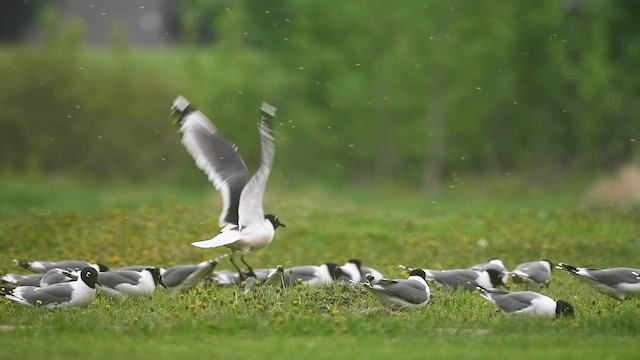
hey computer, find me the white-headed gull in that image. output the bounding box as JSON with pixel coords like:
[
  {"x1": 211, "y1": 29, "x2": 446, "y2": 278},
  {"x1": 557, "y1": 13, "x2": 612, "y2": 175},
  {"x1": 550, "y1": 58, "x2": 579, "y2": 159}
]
[
  {"x1": 171, "y1": 96, "x2": 285, "y2": 280},
  {"x1": 556, "y1": 263, "x2": 640, "y2": 300},
  {"x1": 476, "y1": 285, "x2": 574, "y2": 318},
  {"x1": 1, "y1": 267, "x2": 100, "y2": 308}
]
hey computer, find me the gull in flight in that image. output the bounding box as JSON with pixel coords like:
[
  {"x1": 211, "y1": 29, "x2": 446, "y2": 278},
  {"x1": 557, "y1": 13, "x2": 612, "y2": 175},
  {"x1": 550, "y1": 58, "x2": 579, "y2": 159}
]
[{"x1": 171, "y1": 96, "x2": 285, "y2": 280}]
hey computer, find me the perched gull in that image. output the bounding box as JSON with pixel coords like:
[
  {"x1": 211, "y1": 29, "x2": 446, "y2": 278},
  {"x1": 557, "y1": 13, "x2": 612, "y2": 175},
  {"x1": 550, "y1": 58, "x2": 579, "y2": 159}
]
[
  {"x1": 360, "y1": 269, "x2": 430, "y2": 309},
  {"x1": 97, "y1": 268, "x2": 165, "y2": 298},
  {"x1": 161, "y1": 257, "x2": 224, "y2": 293},
  {"x1": 510, "y1": 260, "x2": 553, "y2": 289},
  {"x1": 399, "y1": 265, "x2": 505, "y2": 290},
  {"x1": 0, "y1": 267, "x2": 100, "y2": 308},
  {"x1": 172, "y1": 96, "x2": 285, "y2": 280},
  {"x1": 556, "y1": 263, "x2": 640, "y2": 300},
  {"x1": 14, "y1": 259, "x2": 109, "y2": 273},
  {"x1": 476, "y1": 285, "x2": 574, "y2": 318}
]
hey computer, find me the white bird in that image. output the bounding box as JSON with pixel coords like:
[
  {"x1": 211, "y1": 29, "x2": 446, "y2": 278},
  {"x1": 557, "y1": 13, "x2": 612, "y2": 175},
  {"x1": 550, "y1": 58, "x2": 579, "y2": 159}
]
[
  {"x1": 476, "y1": 285, "x2": 574, "y2": 318},
  {"x1": 13, "y1": 259, "x2": 109, "y2": 273},
  {"x1": 172, "y1": 96, "x2": 285, "y2": 280},
  {"x1": 97, "y1": 268, "x2": 165, "y2": 298},
  {"x1": 400, "y1": 265, "x2": 505, "y2": 290},
  {"x1": 161, "y1": 257, "x2": 224, "y2": 293},
  {"x1": 510, "y1": 260, "x2": 553, "y2": 289},
  {"x1": 0, "y1": 267, "x2": 100, "y2": 309},
  {"x1": 556, "y1": 263, "x2": 640, "y2": 300},
  {"x1": 360, "y1": 269, "x2": 430, "y2": 309}
]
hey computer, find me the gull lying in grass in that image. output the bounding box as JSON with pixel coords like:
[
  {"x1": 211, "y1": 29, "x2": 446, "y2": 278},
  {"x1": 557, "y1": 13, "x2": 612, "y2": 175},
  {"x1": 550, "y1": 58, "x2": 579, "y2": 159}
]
[
  {"x1": 337, "y1": 259, "x2": 363, "y2": 283},
  {"x1": 476, "y1": 285, "x2": 574, "y2": 318},
  {"x1": 97, "y1": 268, "x2": 165, "y2": 298},
  {"x1": 360, "y1": 269, "x2": 430, "y2": 309},
  {"x1": 280, "y1": 263, "x2": 346, "y2": 287},
  {"x1": 171, "y1": 96, "x2": 285, "y2": 281},
  {"x1": 1, "y1": 267, "x2": 100, "y2": 309},
  {"x1": 2, "y1": 268, "x2": 75, "y2": 287},
  {"x1": 556, "y1": 263, "x2": 640, "y2": 300},
  {"x1": 399, "y1": 265, "x2": 505, "y2": 290}
]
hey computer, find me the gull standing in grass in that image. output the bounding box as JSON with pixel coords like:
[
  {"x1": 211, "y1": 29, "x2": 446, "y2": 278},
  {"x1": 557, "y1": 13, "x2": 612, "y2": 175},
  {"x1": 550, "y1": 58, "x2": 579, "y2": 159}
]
[
  {"x1": 556, "y1": 263, "x2": 640, "y2": 300},
  {"x1": 97, "y1": 268, "x2": 165, "y2": 298},
  {"x1": 360, "y1": 269, "x2": 430, "y2": 309},
  {"x1": 0, "y1": 267, "x2": 100, "y2": 309},
  {"x1": 476, "y1": 285, "x2": 574, "y2": 318},
  {"x1": 510, "y1": 260, "x2": 553, "y2": 289},
  {"x1": 171, "y1": 96, "x2": 285, "y2": 280},
  {"x1": 14, "y1": 259, "x2": 109, "y2": 273}
]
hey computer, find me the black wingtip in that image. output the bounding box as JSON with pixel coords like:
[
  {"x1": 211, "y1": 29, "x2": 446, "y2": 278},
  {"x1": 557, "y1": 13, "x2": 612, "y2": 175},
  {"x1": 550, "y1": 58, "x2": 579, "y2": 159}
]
[
  {"x1": 557, "y1": 263, "x2": 578, "y2": 273},
  {"x1": 260, "y1": 102, "x2": 277, "y2": 119},
  {"x1": 14, "y1": 259, "x2": 30, "y2": 269},
  {"x1": 171, "y1": 95, "x2": 194, "y2": 124}
]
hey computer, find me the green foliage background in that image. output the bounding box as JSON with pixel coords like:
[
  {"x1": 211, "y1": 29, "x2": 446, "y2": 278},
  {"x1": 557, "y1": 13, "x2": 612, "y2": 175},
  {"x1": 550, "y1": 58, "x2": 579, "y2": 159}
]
[{"x1": 1, "y1": 1, "x2": 639, "y2": 190}]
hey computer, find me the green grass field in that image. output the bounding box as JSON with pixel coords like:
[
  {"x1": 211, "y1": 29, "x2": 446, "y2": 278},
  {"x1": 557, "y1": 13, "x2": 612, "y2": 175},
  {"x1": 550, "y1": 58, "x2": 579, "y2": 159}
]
[{"x1": 1, "y1": 177, "x2": 639, "y2": 359}]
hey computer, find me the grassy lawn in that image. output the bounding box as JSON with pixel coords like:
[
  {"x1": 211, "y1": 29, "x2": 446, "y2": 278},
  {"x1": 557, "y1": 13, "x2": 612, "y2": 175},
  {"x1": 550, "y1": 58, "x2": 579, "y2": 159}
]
[{"x1": 1, "y1": 177, "x2": 639, "y2": 359}]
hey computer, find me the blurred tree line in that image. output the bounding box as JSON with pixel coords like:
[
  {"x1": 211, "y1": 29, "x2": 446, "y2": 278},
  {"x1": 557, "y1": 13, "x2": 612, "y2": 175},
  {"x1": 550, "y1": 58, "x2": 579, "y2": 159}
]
[{"x1": 0, "y1": 0, "x2": 639, "y2": 193}]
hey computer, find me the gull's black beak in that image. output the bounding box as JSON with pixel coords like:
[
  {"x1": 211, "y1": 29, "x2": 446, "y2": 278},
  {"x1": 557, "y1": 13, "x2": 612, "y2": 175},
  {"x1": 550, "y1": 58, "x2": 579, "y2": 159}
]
[{"x1": 159, "y1": 277, "x2": 167, "y2": 289}]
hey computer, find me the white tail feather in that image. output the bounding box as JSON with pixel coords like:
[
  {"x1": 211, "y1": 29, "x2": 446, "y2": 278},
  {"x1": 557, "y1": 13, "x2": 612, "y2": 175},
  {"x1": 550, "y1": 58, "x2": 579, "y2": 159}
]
[{"x1": 191, "y1": 230, "x2": 242, "y2": 249}]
